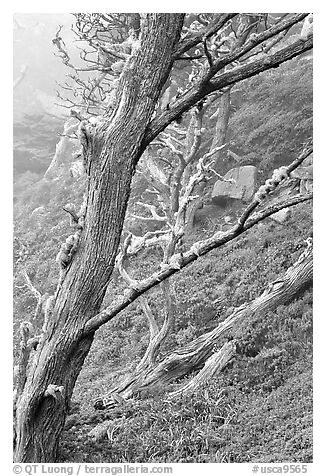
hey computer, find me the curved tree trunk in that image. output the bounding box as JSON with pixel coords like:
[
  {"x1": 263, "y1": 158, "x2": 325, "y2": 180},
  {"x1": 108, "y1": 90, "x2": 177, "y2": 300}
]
[
  {"x1": 97, "y1": 242, "x2": 312, "y2": 403},
  {"x1": 14, "y1": 14, "x2": 184, "y2": 463}
]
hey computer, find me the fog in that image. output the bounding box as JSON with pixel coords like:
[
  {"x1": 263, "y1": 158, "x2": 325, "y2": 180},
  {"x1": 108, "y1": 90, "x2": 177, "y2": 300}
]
[{"x1": 14, "y1": 13, "x2": 77, "y2": 119}]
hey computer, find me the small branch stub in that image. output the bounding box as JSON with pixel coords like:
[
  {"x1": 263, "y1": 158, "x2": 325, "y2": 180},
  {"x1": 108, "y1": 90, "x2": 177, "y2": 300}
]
[{"x1": 44, "y1": 384, "x2": 64, "y2": 401}]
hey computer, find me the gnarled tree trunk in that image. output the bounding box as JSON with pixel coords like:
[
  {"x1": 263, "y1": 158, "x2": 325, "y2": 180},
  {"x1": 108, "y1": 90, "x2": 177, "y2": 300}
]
[{"x1": 13, "y1": 14, "x2": 184, "y2": 463}]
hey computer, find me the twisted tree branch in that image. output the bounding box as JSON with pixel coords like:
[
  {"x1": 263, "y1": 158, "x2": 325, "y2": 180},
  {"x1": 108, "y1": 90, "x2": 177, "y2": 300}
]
[{"x1": 83, "y1": 142, "x2": 312, "y2": 334}]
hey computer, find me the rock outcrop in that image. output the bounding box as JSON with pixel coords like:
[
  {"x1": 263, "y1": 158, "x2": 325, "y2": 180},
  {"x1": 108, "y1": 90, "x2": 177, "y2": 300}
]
[
  {"x1": 212, "y1": 165, "x2": 257, "y2": 203},
  {"x1": 271, "y1": 207, "x2": 292, "y2": 224}
]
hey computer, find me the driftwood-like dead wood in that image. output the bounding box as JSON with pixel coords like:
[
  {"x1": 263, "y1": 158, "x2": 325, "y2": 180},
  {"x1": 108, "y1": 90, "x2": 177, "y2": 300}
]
[
  {"x1": 95, "y1": 237, "x2": 312, "y2": 405},
  {"x1": 169, "y1": 340, "x2": 237, "y2": 398}
]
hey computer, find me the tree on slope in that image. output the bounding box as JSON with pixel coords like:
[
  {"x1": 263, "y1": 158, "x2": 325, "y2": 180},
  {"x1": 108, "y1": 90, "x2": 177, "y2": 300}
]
[{"x1": 13, "y1": 13, "x2": 312, "y2": 463}]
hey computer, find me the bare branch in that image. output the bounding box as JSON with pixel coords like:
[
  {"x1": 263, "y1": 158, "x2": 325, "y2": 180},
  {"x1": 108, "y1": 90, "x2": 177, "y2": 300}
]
[
  {"x1": 173, "y1": 14, "x2": 237, "y2": 58},
  {"x1": 52, "y1": 25, "x2": 74, "y2": 69},
  {"x1": 115, "y1": 251, "x2": 141, "y2": 292},
  {"x1": 84, "y1": 141, "x2": 312, "y2": 335},
  {"x1": 169, "y1": 341, "x2": 236, "y2": 398},
  {"x1": 136, "y1": 202, "x2": 168, "y2": 222},
  {"x1": 115, "y1": 231, "x2": 176, "y2": 372},
  {"x1": 21, "y1": 270, "x2": 41, "y2": 302},
  {"x1": 44, "y1": 118, "x2": 79, "y2": 179},
  {"x1": 237, "y1": 141, "x2": 312, "y2": 229},
  {"x1": 208, "y1": 35, "x2": 312, "y2": 93},
  {"x1": 96, "y1": 235, "x2": 312, "y2": 403},
  {"x1": 138, "y1": 297, "x2": 159, "y2": 339},
  {"x1": 203, "y1": 37, "x2": 213, "y2": 67},
  {"x1": 138, "y1": 153, "x2": 171, "y2": 201},
  {"x1": 168, "y1": 237, "x2": 313, "y2": 398}
]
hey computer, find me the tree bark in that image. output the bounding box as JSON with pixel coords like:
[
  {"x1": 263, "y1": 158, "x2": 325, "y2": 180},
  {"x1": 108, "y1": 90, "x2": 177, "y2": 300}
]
[{"x1": 14, "y1": 14, "x2": 184, "y2": 463}]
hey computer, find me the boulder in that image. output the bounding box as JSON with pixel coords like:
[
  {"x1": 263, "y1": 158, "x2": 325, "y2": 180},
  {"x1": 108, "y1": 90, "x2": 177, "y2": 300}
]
[
  {"x1": 271, "y1": 208, "x2": 291, "y2": 224},
  {"x1": 212, "y1": 165, "x2": 257, "y2": 203}
]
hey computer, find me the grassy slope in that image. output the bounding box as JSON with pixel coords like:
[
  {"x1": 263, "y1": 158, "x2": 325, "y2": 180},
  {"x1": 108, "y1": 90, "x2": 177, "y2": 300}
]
[
  {"x1": 59, "y1": 202, "x2": 312, "y2": 463},
  {"x1": 13, "y1": 57, "x2": 313, "y2": 463},
  {"x1": 13, "y1": 138, "x2": 313, "y2": 465}
]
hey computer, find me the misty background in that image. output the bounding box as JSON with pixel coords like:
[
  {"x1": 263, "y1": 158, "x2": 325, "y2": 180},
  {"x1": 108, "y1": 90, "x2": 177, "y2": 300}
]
[{"x1": 13, "y1": 13, "x2": 78, "y2": 176}]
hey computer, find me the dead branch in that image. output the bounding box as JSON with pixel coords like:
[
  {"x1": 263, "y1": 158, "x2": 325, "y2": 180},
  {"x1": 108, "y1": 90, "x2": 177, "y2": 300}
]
[
  {"x1": 135, "y1": 202, "x2": 167, "y2": 222},
  {"x1": 85, "y1": 190, "x2": 312, "y2": 335},
  {"x1": 84, "y1": 143, "x2": 312, "y2": 334},
  {"x1": 21, "y1": 270, "x2": 41, "y2": 302},
  {"x1": 52, "y1": 25, "x2": 74, "y2": 69},
  {"x1": 138, "y1": 297, "x2": 159, "y2": 339},
  {"x1": 169, "y1": 341, "x2": 237, "y2": 398},
  {"x1": 238, "y1": 141, "x2": 312, "y2": 228},
  {"x1": 20, "y1": 270, "x2": 45, "y2": 322},
  {"x1": 168, "y1": 237, "x2": 313, "y2": 397},
  {"x1": 44, "y1": 118, "x2": 79, "y2": 179},
  {"x1": 174, "y1": 14, "x2": 237, "y2": 58},
  {"x1": 115, "y1": 229, "x2": 177, "y2": 376}
]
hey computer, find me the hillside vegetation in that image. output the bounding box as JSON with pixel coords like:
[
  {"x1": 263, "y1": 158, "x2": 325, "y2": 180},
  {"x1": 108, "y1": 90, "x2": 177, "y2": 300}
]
[{"x1": 13, "y1": 56, "x2": 312, "y2": 463}]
